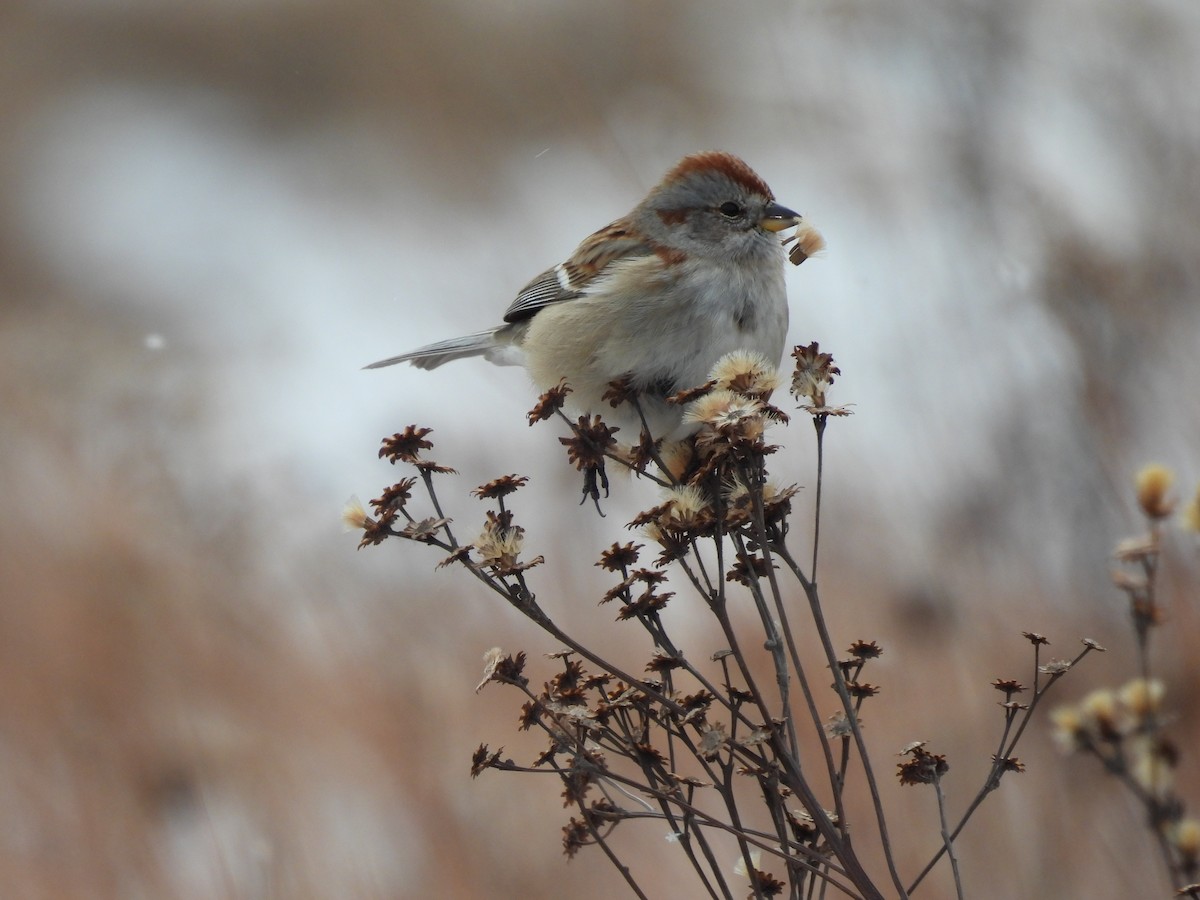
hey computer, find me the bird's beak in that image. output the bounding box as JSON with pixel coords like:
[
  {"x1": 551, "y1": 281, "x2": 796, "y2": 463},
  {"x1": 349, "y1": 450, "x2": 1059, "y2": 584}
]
[{"x1": 759, "y1": 202, "x2": 802, "y2": 233}]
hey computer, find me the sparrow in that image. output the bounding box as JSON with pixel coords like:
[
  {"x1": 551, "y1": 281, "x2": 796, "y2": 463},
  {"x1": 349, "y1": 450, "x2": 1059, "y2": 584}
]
[{"x1": 367, "y1": 151, "x2": 800, "y2": 440}]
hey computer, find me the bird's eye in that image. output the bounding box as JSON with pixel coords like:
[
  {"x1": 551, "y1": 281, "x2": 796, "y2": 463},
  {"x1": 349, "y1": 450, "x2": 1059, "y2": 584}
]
[{"x1": 718, "y1": 201, "x2": 743, "y2": 218}]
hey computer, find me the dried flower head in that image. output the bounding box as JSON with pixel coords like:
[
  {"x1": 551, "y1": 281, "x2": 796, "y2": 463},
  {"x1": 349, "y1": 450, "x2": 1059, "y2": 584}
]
[
  {"x1": 790, "y1": 342, "x2": 841, "y2": 409},
  {"x1": 1039, "y1": 659, "x2": 1073, "y2": 676},
  {"x1": 848, "y1": 640, "x2": 883, "y2": 660},
  {"x1": 896, "y1": 746, "x2": 949, "y2": 786},
  {"x1": 660, "y1": 485, "x2": 712, "y2": 529},
  {"x1": 698, "y1": 722, "x2": 728, "y2": 760},
  {"x1": 992, "y1": 678, "x2": 1025, "y2": 697},
  {"x1": 1022, "y1": 631, "x2": 1050, "y2": 646},
  {"x1": 341, "y1": 495, "x2": 371, "y2": 532},
  {"x1": 559, "y1": 414, "x2": 618, "y2": 470},
  {"x1": 785, "y1": 219, "x2": 827, "y2": 265},
  {"x1": 723, "y1": 478, "x2": 799, "y2": 528},
  {"x1": 470, "y1": 744, "x2": 507, "y2": 778},
  {"x1": 601, "y1": 375, "x2": 640, "y2": 408},
  {"x1": 684, "y1": 389, "x2": 764, "y2": 429},
  {"x1": 727, "y1": 552, "x2": 775, "y2": 586},
  {"x1": 472, "y1": 475, "x2": 529, "y2": 500},
  {"x1": 1050, "y1": 705, "x2": 1087, "y2": 752},
  {"x1": 1170, "y1": 819, "x2": 1200, "y2": 865},
  {"x1": 824, "y1": 711, "x2": 854, "y2": 738},
  {"x1": 1078, "y1": 688, "x2": 1121, "y2": 739},
  {"x1": 992, "y1": 755, "x2": 1026, "y2": 773},
  {"x1": 596, "y1": 541, "x2": 641, "y2": 572},
  {"x1": 379, "y1": 425, "x2": 434, "y2": 464},
  {"x1": 476, "y1": 647, "x2": 505, "y2": 693},
  {"x1": 709, "y1": 350, "x2": 781, "y2": 399},
  {"x1": 1119, "y1": 677, "x2": 1165, "y2": 721},
  {"x1": 475, "y1": 510, "x2": 538, "y2": 574},
  {"x1": 372, "y1": 478, "x2": 417, "y2": 515},
  {"x1": 1135, "y1": 463, "x2": 1176, "y2": 520},
  {"x1": 1130, "y1": 735, "x2": 1175, "y2": 798},
  {"x1": 528, "y1": 379, "x2": 572, "y2": 424}
]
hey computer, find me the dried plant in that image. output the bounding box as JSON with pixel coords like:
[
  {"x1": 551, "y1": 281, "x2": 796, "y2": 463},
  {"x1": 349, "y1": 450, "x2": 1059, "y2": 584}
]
[
  {"x1": 1049, "y1": 465, "x2": 1200, "y2": 899},
  {"x1": 352, "y1": 345, "x2": 1102, "y2": 899}
]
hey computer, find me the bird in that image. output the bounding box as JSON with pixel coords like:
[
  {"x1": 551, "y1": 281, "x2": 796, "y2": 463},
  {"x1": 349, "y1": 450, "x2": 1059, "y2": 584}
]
[{"x1": 366, "y1": 151, "x2": 801, "y2": 441}]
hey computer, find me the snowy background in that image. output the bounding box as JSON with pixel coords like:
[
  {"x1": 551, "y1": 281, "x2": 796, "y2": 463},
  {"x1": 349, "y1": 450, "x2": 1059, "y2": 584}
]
[{"x1": 3, "y1": 1, "x2": 1199, "y2": 897}]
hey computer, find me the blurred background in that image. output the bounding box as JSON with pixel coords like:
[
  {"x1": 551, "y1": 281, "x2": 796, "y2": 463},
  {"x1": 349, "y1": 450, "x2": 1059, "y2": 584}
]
[{"x1": 2, "y1": 0, "x2": 1198, "y2": 897}]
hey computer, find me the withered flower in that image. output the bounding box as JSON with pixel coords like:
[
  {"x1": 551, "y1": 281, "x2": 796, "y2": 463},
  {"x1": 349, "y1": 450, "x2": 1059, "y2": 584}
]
[
  {"x1": 549, "y1": 658, "x2": 587, "y2": 694},
  {"x1": 727, "y1": 552, "x2": 775, "y2": 585},
  {"x1": 1049, "y1": 705, "x2": 1088, "y2": 753},
  {"x1": 992, "y1": 678, "x2": 1025, "y2": 697},
  {"x1": 492, "y1": 650, "x2": 529, "y2": 688},
  {"x1": 519, "y1": 700, "x2": 543, "y2": 731},
  {"x1": 646, "y1": 653, "x2": 685, "y2": 673},
  {"x1": 992, "y1": 755, "x2": 1025, "y2": 773},
  {"x1": 685, "y1": 390, "x2": 765, "y2": 436},
  {"x1": 559, "y1": 414, "x2": 618, "y2": 503},
  {"x1": 528, "y1": 379, "x2": 571, "y2": 425},
  {"x1": 748, "y1": 868, "x2": 786, "y2": 897},
  {"x1": 631, "y1": 742, "x2": 667, "y2": 766},
  {"x1": 790, "y1": 342, "x2": 841, "y2": 409},
  {"x1": 475, "y1": 510, "x2": 540, "y2": 574},
  {"x1": 709, "y1": 350, "x2": 781, "y2": 400},
  {"x1": 472, "y1": 474, "x2": 529, "y2": 500},
  {"x1": 476, "y1": 646, "x2": 504, "y2": 693},
  {"x1": 617, "y1": 585, "x2": 674, "y2": 620},
  {"x1": 371, "y1": 478, "x2": 418, "y2": 515},
  {"x1": 357, "y1": 509, "x2": 397, "y2": 548},
  {"x1": 846, "y1": 681, "x2": 880, "y2": 699},
  {"x1": 896, "y1": 746, "x2": 950, "y2": 786},
  {"x1": 582, "y1": 672, "x2": 611, "y2": 691},
  {"x1": 561, "y1": 766, "x2": 596, "y2": 807},
  {"x1": 624, "y1": 429, "x2": 662, "y2": 473},
  {"x1": 561, "y1": 817, "x2": 589, "y2": 858},
  {"x1": 596, "y1": 541, "x2": 642, "y2": 572},
  {"x1": 824, "y1": 711, "x2": 854, "y2": 738},
  {"x1": 848, "y1": 640, "x2": 883, "y2": 659},
  {"x1": 470, "y1": 744, "x2": 505, "y2": 778},
  {"x1": 1135, "y1": 463, "x2": 1176, "y2": 520},
  {"x1": 1119, "y1": 677, "x2": 1164, "y2": 720},
  {"x1": 1169, "y1": 820, "x2": 1200, "y2": 866},
  {"x1": 379, "y1": 425, "x2": 434, "y2": 464},
  {"x1": 601, "y1": 375, "x2": 640, "y2": 408},
  {"x1": 785, "y1": 218, "x2": 827, "y2": 266},
  {"x1": 724, "y1": 479, "x2": 799, "y2": 528},
  {"x1": 1022, "y1": 631, "x2": 1050, "y2": 646},
  {"x1": 412, "y1": 459, "x2": 457, "y2": 475},
  {"x1": 1130, "y1": 735, "x2": 1176, "y2": 798},
  {"x1": 342, "y1": 495, "x2": 371, "y2": 532},
  {"x1": 698, "y1": 722, "x2": 728, "y2": 760},
  {"x1": 1039, "y1": 659, "x2": 1073, "y2": 676},
  {"x1": 678, "y1": 690, "x2": 714, "y2": 715}
]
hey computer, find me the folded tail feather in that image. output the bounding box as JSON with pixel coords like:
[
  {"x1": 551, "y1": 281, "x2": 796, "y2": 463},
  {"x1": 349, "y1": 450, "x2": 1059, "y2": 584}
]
[{"x1": 364, "y1": 329, "x2": 499, "y2": 370}]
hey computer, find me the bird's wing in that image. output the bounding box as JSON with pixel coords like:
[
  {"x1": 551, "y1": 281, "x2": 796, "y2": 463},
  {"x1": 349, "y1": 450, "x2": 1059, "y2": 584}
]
[{"x1": 501, "y1": 220, "x2": 654, "y2": 324}]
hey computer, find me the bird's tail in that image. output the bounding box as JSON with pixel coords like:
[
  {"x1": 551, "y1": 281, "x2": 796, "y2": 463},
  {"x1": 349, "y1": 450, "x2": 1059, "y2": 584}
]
[{"x1": 363, "y1": 329, "x2": 501, "y2": 371}]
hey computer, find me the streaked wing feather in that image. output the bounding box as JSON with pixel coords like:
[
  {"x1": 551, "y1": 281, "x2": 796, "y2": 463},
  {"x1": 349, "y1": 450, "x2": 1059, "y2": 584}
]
[{"x1": 501, "y1": 221, "x2": 653, "y2": 323}]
